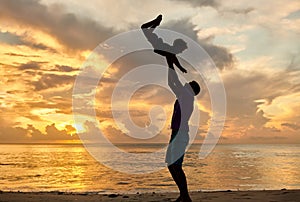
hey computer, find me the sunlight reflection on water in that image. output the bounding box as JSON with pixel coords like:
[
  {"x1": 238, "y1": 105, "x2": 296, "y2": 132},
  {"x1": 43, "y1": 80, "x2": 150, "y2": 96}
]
[{"x1": 0, "y1": 144, "x2": 299, "y2": 193}]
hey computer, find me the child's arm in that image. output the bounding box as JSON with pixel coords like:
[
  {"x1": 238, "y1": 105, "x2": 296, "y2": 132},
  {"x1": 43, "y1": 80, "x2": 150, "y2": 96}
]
[
  {"x1": 173, "y1": 56, "x2": 187, "y2": 73},
  {"x1": 166, "y1": 55, "x2": 187, "y2": 73}
]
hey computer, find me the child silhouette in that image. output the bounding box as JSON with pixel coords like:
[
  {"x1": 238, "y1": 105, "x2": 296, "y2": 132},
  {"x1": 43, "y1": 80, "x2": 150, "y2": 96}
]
[{"x1": 141, "y1": 15, "x2": 188, "y2": 73}]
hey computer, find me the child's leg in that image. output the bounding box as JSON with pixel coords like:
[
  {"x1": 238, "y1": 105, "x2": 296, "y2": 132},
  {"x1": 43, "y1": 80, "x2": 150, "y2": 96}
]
[
  {"x1": 141, "y1": 15, "x2": 162, "y2": 49},
  {"x1": 141, "y1": 15, "x2": 162, "y2": 30}
]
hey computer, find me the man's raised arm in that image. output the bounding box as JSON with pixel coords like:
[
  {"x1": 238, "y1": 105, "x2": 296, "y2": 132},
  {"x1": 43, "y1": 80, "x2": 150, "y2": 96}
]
[{"x1": 168, "y1": 66, "x2": 184, "y2": 97}]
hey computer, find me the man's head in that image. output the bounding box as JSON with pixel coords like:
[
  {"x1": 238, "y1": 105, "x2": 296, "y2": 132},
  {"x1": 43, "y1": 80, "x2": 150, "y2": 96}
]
[
  {"x1": 173, "y1": 38, "x2": 187, "y2": 54},
  {"x1": 189, "y1": 80, "x2": 200, "y2": 96}
]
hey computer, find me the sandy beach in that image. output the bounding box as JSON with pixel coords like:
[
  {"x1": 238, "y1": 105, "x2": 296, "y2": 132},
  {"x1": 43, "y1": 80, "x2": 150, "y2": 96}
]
[{"x1": 0, "y1": 189, "x2": 299, "y2": 202}]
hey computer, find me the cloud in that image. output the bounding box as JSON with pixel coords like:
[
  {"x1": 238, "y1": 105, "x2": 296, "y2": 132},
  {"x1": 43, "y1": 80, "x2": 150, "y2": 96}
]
[
  {"x1": 18, "y1": 61, "x2": 44, "y2": 70},
  {"x1": 102, "y1": 123, "x2": 168, "y2": 144},
  {"x1": 32, "y1": 73, "x2": 75, "y2": 91},
  {"x1": 0, "y1": 118, "x2": 28, "y2": 142},
  {"x1": 31, "y1": 123, "x2": 78, "y2": 141},
  {"x1": 54, "y1": 65, "x2": 78, "y2": 72},
  {"x1": 0, "y1": 0, "x2": 234, "y2": 69},
  {"x1": 0, "y1": 31, "x2": 56, "y2": 52},
  {"x1": 0, "y1": 117, "x2": 78, "y2": 143},
  {"x1": 0, "y1": 0, "x2": 115, "y2": 50},
  {"x1": 163, "y1": 18, "x2": 234, "y2": 70},
  {"x1": 171, "y1": 0, "x2": 220, "y2": 8},
  {"x1": 285, "y1": 9, "x2": 300, "y2": 19},
  {"x1": 224, "y1": 68, "x2": 299, "y2": 114},
  {"x1": 287, "y1": 53, "x2": 300, "y2": 71},
  {"x1": 4, "y1": 52, "x2": 41, "y2": 58},
  {"x1": 44, "y1": 124, "x2": 75, "y2": 140},
  {"x1": 281, "y1": 123, "x2": 300, "y2": 130},
  {"x1": 0, "y1": 31, "x2": 26, "y2": 45},
  {"x1": 219, "y1": 65, "x2": 300, "y2": 142},
  {"x1": 221, "y1": 8, "x2": 254, "y2": 15},
  {"x1": 1, "y1": 0, "x2": 299, "y2": 145}
]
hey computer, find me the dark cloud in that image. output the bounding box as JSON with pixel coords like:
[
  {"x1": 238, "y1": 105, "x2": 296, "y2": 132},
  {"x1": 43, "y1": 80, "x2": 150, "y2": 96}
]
[
  {"x1": 162, "y1": 18, "x2": 198, "y2": 40},
  {"x1": 249, "y1": 135, "x2": 287, "y2": 140},
  {"x1": 5, "y1": 52, "x2": 40, "y2": 58},
  {"x1": 0, "y1": 31, "x2": 25, "y2": 45},
  {"x1": 0, "y1": 31, "x2": 56, "y2": 52},
  {"x1": 48, "y1": 64, "x2": 79, "y2": 73},
  {"x1": 54, "y1": 65, "x2": 78, "y2": 72},
  {"x1": 201, "y1": 42, "x2": 234, "y2": 70},
  {"x1": 281, "y1": 123, "x2": 300, "y2": 130},
  {"x1": 31, "y1": 73, "x2": 75, "y2": 91},
  {"x1": 174, "y1": 0, "x2": 254, "y2": 16},
  {"x1": 171, "y1": 0, "x2": 220, "y2": 8},
  {"x1": 18, "y1": 61, "x2": 45, "y2": 70},
  {"x1": 222, "y1": 8, "x2": 254, "y2": 15},
  {"x1": 31, "y1": 42, "x2": 52, "y2": 50},
  {"x1": 287, "y1": 53, "x2": 300, "y2": 71},
  {"x1": 0, "y1": 0, "x2": 115, "y2": 50},
  {"x1": 285, "y1": 9, "x2": 300, "y2": 19}
]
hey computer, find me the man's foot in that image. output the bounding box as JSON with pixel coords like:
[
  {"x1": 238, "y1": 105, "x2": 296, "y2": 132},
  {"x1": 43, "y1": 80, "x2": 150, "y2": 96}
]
[
  {"x1": 181, "y1": 195, "x2": 192, "y2": 202},
  {"x1": 174, "y1": 195, "x2": 181, "y2": 202},
  {"x1": 151, "y1": 14, "x2": 162, "y2": 28}
]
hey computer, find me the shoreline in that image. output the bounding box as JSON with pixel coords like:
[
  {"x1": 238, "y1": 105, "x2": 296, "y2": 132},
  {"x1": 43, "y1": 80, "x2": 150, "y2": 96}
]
[{"x1": 1, "y1": 189, "x2": 299, "y2": 202}]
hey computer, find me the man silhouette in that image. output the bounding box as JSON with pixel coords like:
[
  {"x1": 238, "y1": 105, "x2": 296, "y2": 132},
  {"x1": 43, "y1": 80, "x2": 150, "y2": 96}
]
[
  {"x1": 141, "y1": 15, "x2": 201, "y2": 202},
  {"x1": 166, "y1": 66, "x2": 200, "y2": 202}
]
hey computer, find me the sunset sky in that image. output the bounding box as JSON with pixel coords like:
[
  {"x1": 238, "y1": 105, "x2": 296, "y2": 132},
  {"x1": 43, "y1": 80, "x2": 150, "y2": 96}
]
[{"x1": 0, "y1": 0, "x2": 299, "y2": 144}]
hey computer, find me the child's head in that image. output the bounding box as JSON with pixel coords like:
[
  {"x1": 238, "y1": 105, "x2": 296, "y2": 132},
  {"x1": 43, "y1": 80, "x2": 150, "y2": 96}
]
[
  {"x1": 173, "y1": 38, "x2": 187, "y2": 54},
  {"x1": 189, "y1": 80, "x2": 200, "y2": 96}
]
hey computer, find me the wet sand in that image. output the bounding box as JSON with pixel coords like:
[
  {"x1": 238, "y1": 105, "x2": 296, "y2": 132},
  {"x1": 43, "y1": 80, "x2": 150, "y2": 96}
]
[{"x1": 0, "y1": 189, "x2": 299, "y2": 202}]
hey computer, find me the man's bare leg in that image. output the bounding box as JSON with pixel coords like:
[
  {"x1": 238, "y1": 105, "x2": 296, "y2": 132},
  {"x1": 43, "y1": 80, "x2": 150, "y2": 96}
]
[{"x1": 168, "y1": 164, "x2": 192, "y2": 202}]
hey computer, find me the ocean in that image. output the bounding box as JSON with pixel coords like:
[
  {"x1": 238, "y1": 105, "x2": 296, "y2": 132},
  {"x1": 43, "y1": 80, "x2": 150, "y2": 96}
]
[{"x1": 0, "y1": 144, "x2": 299, "y2": 193}]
